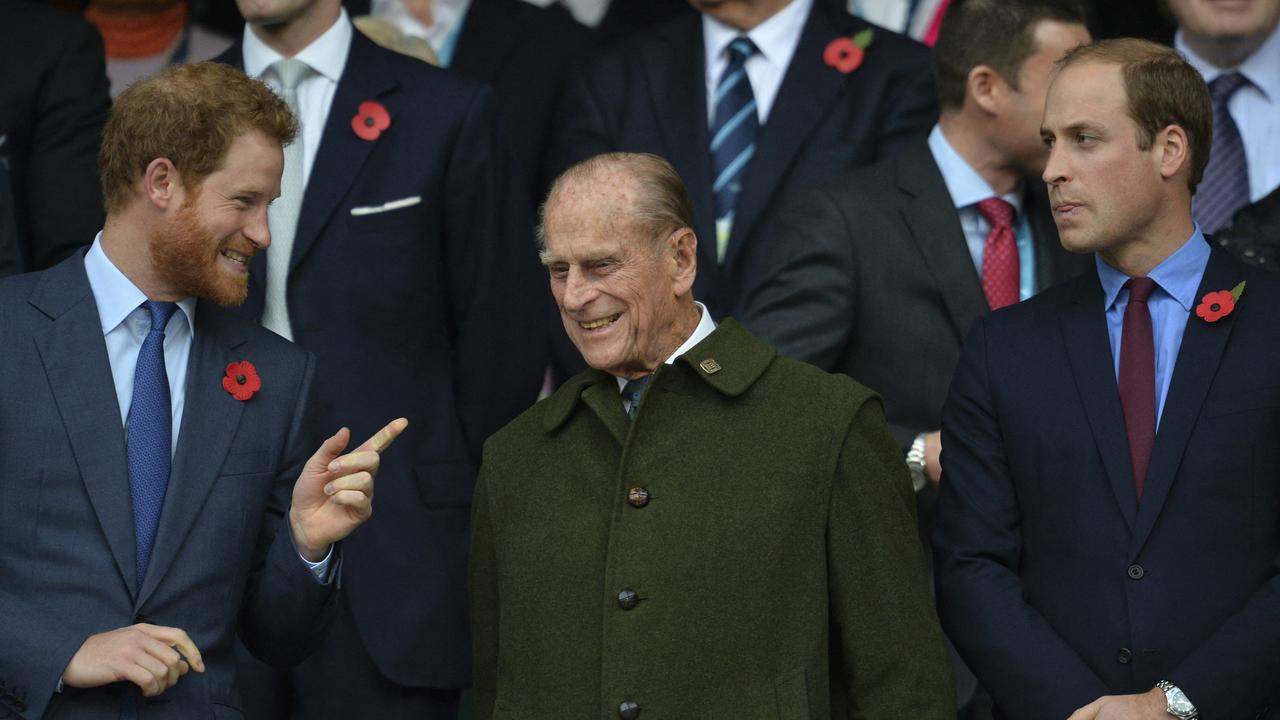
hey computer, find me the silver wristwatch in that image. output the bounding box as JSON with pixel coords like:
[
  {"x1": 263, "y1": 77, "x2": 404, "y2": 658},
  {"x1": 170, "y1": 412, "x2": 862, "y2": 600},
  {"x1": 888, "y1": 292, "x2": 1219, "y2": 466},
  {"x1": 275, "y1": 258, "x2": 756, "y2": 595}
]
[
  {"x1": 906, "y1": 433, "x2": 928, "y2": 492},
  {"x1": 1156, "y1": 680, "x2": 1198, "y2": 719}
]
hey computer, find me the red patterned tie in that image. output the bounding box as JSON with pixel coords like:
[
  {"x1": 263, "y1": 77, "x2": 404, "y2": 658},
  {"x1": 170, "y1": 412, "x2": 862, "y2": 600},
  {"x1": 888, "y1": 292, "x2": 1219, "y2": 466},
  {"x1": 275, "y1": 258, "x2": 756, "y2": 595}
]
[
  {"x1": 977, "y1": 197, "x2": 1019, "y2": 311},
  {"x1": 922, "y1": 0, "x2": 952, "y2": 47},
  {"x1": 1119, "y1": 277, "x2": 1158, "y2": 500}
]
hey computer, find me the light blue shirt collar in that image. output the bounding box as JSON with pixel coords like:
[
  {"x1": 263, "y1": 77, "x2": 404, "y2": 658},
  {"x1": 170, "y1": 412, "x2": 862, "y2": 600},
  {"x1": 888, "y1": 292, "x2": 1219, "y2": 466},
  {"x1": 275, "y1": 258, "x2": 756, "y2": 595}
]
[
  {"x1": 1176, "y1": 22, "x2": 1280, "y2": 103},
  {"x1": 927, "y1": 124, "x2": 1024, "y2": 215},
  {"x1": 1095, "y1": 226, "x2": 1210, "y2": 314},
  {"x1": 84, "y1": 233, "x2": 198, "y2": 336}
]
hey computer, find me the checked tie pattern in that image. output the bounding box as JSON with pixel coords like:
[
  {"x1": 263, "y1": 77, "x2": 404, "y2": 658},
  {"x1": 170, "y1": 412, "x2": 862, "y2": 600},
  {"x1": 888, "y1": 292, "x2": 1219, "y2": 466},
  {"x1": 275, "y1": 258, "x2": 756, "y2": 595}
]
[
  {"x1": 711, "y1": 36, "x2": 760, "y2": 264},
  {"x1": 1119, "y1": 277, "x2": 1158, "y2": 500},
  {"x1": 622, "y1": 376, "x2": 651, "y2": 421},
  {"x1": 977, "y1": 197, "x2": 1019, "y2": 310},
  {"x1": 127, "y1": 300, "x2": 179, "y2": 587},
  {"x1": 1195, "y1": 72, "x2": 1251, "y2": 235}
]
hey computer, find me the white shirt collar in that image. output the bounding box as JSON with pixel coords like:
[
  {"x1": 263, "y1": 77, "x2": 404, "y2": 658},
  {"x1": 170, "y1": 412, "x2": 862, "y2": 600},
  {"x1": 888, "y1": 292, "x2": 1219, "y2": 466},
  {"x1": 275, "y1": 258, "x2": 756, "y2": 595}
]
[
  {"x1": 84, "y1": 233, "x2": 198, "y2": 336},
  {"x1": 1176, "y1": 21, "x2": 1280, "y2": 102},
  {"x1": 702, "y1": 0, "x2": 812, "y2": 77},
  {"x1": 927, "y1": 124, "x2": 1024, "y2": 215},
  {"x1": 614, "y1": 302, "x2": 718, "y2": 391},
  {"x1": 243, "y1": 7, "x2": 352, "y2": 83}
]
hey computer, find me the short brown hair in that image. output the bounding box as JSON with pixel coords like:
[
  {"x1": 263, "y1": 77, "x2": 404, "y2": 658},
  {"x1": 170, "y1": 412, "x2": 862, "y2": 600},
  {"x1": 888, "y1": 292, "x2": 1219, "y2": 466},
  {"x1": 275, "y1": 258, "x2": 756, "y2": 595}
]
[
  {"x1": 536, "y1": 152, "x2": 696, "y2": 255},
  {"x1": 933, "y1": 0, "x2": 1087, "y2": 110},
  {"x1": 100, "y1": 61, "x2": 299, "y2": 213},
  {"x1": 1057, "y1": 39, "x2": 1212, "y2": 192}
]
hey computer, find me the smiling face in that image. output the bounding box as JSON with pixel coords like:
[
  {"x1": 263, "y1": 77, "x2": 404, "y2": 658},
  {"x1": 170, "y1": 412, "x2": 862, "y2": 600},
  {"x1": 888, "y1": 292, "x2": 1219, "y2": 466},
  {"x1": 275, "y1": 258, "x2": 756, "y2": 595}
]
[
  {"x1": 150, "y1": 129, "x2": 281, "y2": 306},
  {"x1": 541, "y1": 170, "x2": 696, "y2": 379}
]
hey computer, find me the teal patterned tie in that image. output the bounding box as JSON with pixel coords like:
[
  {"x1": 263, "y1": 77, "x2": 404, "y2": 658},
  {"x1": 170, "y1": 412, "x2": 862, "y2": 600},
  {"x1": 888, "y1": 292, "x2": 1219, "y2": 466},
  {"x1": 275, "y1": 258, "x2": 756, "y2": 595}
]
[{"x1": 622, "y1": 376, "x2": 651, "y2": 420}]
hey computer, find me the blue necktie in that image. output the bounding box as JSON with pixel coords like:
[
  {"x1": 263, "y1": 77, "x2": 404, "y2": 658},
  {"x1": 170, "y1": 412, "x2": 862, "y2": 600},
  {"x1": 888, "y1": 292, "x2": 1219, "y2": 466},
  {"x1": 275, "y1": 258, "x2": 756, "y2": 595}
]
[
  {"x1": 622, "y1": 375, "x2": 651, "y2": 421},
  {"x1": 1195, "y1": 72, "x2": 1251, "y2": 234},
  {"x1": 127, "y1": 300, "x2": 178, "y2": 589},
  {"x1": 711, "y1": 37, "x2": 759, "y2": 263}
]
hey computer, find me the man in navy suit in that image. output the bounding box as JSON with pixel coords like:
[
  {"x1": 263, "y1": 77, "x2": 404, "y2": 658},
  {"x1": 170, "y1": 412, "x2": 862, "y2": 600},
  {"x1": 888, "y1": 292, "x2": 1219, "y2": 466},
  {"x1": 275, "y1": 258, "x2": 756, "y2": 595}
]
[
  {"x1": 935, "y1": 39, "x2": 1280, "y2": 720},
  {"x1": 549, "y1": 0, "x2": 937, "y2": 322},
  {"x1": 0, "y1": 62, "x2": 402, "y2": 720},
  {"x1": 218, "y1": 0, "x2": 546, "y2": 717}
]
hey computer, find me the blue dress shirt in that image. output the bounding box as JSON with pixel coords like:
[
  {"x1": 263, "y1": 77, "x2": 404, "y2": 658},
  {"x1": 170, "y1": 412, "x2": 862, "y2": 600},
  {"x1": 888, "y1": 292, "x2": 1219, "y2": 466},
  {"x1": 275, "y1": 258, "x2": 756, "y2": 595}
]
[
  {"x1": 1096, "y1": 228, "x2": 1211, "y2": 426},
  {"x1": 928, "y1": 125, "x2": 1037, "y2": 300}
]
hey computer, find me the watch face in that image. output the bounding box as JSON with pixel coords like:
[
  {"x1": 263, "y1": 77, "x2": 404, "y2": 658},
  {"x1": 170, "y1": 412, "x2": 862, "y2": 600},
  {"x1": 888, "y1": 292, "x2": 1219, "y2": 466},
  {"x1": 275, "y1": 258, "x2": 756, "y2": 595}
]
[{"x1": 1167, "y1": 687, "x2": 1195, "y2": 717}]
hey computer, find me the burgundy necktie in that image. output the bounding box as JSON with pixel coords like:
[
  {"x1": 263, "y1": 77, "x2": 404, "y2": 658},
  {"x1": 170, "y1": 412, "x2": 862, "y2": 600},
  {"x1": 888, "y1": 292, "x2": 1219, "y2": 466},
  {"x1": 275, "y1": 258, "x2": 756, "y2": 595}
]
[
  {"x1": 977, "y1": 197, "x2": 1019, "y2": 311},
  {"x1": 1119, "y1": 277, "x2": 1158, "y2": 499}
]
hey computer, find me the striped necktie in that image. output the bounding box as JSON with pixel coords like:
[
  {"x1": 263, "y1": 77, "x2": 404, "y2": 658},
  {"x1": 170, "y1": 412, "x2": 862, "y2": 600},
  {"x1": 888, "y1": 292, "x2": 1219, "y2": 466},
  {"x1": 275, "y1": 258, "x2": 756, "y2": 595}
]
[
  {"x1": 711, "y1": 36, "x2": 759, "y2": 264},
  {"x1": 1195, "y1": 72, "x2": 1251, "y2": 235}
]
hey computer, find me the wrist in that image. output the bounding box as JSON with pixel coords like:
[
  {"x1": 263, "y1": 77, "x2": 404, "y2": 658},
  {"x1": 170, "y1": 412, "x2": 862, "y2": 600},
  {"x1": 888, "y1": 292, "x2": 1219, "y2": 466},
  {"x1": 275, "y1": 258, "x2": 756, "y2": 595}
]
[
  {"x1": 288, "y1": 510, "x2": 327, "y2": 562},
  {"x1": 1155, "y1": 681, "x2": 1198, "y2": 719}
]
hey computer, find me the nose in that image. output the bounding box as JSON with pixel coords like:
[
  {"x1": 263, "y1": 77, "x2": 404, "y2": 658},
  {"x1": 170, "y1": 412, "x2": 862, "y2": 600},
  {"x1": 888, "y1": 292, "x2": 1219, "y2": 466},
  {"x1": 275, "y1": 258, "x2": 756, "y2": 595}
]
[
  {"x1": 1043, "y1": 143, "x2": 1069, "y2": 186},
  {"x1": 559, "y1": 266, "x2": 597, "y2": 313},
  {"x1": 246, "y1": 205, "x2": 272, "y2": 249}
]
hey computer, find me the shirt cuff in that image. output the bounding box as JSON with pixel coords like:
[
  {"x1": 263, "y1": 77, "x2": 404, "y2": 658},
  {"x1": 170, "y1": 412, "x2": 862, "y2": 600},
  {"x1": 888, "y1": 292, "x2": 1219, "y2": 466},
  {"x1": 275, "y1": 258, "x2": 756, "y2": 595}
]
[{"x1": 299, "y1": 545, "x2": 334, "y2": 584}]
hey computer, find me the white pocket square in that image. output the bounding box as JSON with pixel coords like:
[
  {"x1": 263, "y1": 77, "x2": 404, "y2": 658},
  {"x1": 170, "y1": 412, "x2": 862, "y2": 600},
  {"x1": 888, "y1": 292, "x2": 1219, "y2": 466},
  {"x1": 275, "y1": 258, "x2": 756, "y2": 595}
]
[{"x1": 350, "y1": 196, "x2": 422, "y2": 216}]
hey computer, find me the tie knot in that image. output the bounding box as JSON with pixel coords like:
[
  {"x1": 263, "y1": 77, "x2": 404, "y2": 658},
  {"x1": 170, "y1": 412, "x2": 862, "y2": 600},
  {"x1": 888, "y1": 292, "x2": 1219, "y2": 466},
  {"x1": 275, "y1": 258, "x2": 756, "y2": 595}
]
[
  {"x1": 1125, "y1": 276, "x2": 1158, "y2": 304},
  {"x1": 272, "y1": 58, "x2": 311, "y2": 92},
  {"x1": 143, "y1": 300, "x2": 178, "y2": 333},
  {"x1": 725, "y1": 37, "x2": 758, "y2": 66},
  {"x1": 976, "y1": 197, "x2": 1015, "y2": 228},
  {"x1": 1209, "y1": 72, "x2": 1250, "y2": 104},
  {"x1": 622, "y1": 375, "x2": 651, "y2": 401}
]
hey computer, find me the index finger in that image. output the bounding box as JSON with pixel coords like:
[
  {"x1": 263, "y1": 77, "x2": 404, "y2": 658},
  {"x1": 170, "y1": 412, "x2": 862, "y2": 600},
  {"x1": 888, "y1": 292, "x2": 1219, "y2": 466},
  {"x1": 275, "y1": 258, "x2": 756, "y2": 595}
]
[
  {"x1": 357, "y1": 417, "x2": 408, "y2": 454},
  {"x1": 138, "y1": 624, "x2": 205, "y2": 673}
]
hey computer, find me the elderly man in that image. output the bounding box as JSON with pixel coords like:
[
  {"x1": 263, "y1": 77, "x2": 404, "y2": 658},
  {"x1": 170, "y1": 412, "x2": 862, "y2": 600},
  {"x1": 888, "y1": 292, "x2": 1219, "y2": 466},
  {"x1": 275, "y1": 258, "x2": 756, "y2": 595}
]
[
  {"x1": 935, "y1": 39, "x2": 1280, "y2": 720},
  {"x1": 470, "y1": 152, "x2": 954, "y2": 720},
  {"x1": 0, "y1": 62, "x2": 403, "y2": 719}
]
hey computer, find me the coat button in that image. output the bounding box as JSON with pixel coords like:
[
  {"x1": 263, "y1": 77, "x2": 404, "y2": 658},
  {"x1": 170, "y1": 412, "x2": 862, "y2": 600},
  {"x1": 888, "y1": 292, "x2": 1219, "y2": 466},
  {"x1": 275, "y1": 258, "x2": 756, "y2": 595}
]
[
  {"x1": 618, "y1": 700, "x2": 640, "y2": 719},
  {"x1": 627, "y1": 487, "x2": 650, "y2": 508},
  {"x1": 617, "y1": 588, "x2": 640, "y2": 610},
  {"x1": 1127, "y1": 564, "x2": 1145, "y2": 580},
  {"x1": 1117, "y1": 647, "x2": 1133, "y2": 664}
]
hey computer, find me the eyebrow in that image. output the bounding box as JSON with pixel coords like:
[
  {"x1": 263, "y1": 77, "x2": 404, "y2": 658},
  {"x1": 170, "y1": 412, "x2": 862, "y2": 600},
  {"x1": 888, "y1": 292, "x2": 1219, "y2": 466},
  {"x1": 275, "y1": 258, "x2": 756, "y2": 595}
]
[{"x1": 1042, "y1": 121, "x2": 1107, "y2": 137}]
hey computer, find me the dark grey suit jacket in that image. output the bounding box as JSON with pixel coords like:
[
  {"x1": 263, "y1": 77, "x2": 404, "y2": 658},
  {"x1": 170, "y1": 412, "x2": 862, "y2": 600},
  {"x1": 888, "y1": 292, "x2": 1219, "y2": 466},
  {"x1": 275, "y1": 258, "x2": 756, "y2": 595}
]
[
  {"x1": 740, "y1": 140, "x2": 1089, "y2": 450},
  {"x1": 0, "y1": 252, "x2": 337, "y2": 720}
]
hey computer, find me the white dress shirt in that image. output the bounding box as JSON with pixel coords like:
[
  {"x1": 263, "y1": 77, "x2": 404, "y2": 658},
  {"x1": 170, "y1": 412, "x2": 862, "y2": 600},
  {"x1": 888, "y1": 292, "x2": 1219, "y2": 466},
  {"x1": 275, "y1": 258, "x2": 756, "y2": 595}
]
[
  {"x1": 702, "y1": 0, "x2": 813, "y2": 126},
  {"x1": 616, "y1": 302, "x2": 718, "y2": 401},
  {"x1": 1177, "y1": 23, "x2": 1280, "y2": 202},
  {"x1": 84, "y1": 236, "x2": 331, "y2": 578},
  {"x1": 242, "y1": 11, "x2": 353, "y2": 186}
]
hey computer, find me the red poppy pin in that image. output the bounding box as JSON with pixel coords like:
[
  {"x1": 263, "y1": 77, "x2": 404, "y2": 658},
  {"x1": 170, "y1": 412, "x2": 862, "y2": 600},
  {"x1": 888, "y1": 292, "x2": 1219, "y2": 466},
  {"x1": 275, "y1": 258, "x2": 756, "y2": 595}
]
[
  {"x1": 824, "y1": 28, "x2": 874, "y2": 74},
  {"x1": 351, "y1": 100, "x2": 391, "y2": 141},
  {"x1": 1195, "y1": 281, "x2": 1245, "y2": 323},
  {"x1": 222, "y1": 360, "x2": 261, "y2": 401}
]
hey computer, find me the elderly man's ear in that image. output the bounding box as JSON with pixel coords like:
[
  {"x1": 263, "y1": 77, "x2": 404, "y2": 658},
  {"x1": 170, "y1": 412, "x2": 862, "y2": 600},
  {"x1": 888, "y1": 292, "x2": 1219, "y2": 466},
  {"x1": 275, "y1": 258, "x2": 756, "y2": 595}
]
[{"x1": 669, "y1": 227, "x2": 698, "y2": 296}]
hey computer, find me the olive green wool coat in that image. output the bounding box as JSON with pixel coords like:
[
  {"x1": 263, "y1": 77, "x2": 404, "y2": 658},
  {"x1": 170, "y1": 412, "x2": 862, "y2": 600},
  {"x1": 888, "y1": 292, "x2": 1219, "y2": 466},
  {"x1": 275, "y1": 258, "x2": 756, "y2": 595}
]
[{"x1": 470, "y1": 320, "x2": 954, "y2": 719}]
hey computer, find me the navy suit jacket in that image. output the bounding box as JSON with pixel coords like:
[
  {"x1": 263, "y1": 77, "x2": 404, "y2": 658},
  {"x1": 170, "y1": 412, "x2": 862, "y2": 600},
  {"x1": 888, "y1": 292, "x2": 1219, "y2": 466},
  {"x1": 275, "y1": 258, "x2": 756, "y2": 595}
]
[
  {"x1": 217, "y1": 29, "x2": 546, "y2": 687},
  {"x1": 0, "y1": 252, "x2": 336, "y2": 720},
  {"x1": 547, "y1": 3, "x2": 937, "y2": 318},
  {"x1": 934, "y1": 246, "x2": 1280, "y2": 719}
]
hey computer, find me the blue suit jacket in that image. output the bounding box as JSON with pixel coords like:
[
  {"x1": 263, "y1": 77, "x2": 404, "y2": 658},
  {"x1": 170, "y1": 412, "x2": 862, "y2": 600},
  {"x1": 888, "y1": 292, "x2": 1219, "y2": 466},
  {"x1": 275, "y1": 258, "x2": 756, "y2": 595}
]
[
  {"x1": 934, "y1": 247, "x2": 1280, "y2": 719},
  {"x1": 217, "y1": 29, "x2": 547, "y2": 687},
  {"x1": 547, "y1": 4, "x2": 937, "y2": 318},
  {"x1": 0, "y1": 252, "x2": 336, "y2": 720}
]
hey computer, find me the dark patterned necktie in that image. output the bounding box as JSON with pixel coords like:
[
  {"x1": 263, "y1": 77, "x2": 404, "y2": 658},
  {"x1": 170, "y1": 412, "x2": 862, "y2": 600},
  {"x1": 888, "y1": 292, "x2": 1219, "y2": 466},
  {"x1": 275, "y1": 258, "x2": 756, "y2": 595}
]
[
  {"x1": 1195, "y1": 72, "x2": 1251, "y2": 234},
  {"x1": 622, "y1": 375, "x2": 651, "y2": 421},
  {"x1": 1118, "y1": 278, "x2": 1157, "y2": 499},
  {"x1": 977, "y1": 197, "x2": 1019, "y2": 310},
  {"x1": 128, "y1": 300, "x2": 178, "y2": 587},
  {"x1": 710, "y1": 36, "x2": 759, "y2": 263}
]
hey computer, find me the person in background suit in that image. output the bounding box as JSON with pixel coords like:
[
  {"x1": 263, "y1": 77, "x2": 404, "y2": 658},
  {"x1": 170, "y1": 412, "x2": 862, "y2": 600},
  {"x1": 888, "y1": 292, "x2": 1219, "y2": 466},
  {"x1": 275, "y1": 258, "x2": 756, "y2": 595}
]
[
  {"x1": 86, "y1": 0, "x2": 235, "y2": 98},
  {"x1": 471, "y1": 152, "x2": 955, "y2": 720},
  {"x1": 935, "y1": 39, "x2": 1280, "y2": 720},
  {"x1": 548, "y1": 0, "x2": 937, "y2": 326},
  {"x1": 1167, "y1": 0, "x2": 1280, "y2": 234},
  {"x1": 218, "y1": 0, "x2": 546, "y2": 717},
  {"x1": 740, "y1": 2, "x2": 1091, "y2": 716},
  {"x1": 0, "y1": 0, "x2": 110, "y2": 277},
  {"x1": 0, "y1": 61, "x2": 402, "y2": 720}
]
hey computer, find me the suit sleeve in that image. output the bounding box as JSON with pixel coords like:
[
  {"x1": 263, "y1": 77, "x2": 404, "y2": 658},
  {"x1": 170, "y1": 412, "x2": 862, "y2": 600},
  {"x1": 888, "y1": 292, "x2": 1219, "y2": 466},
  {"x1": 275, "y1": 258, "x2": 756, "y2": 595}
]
[
  {"x1": 829, "y1": 389, "x2": 954, "y2": 718},
  {"x1": 19, "y1": 18, "x2": 109, "y2": 271},
  {"x1": 442, "y1": 86, "x2": 547, "y2": 462},
  {"x1": 469, "y1": 458, "x2": 499, "y2": 720},
  {"x1": 237, "y1": 350, "x2": 339, "y2": 666},
  {"x1": 932, "y1": 318, "x2": 1110, "y2": 717}
]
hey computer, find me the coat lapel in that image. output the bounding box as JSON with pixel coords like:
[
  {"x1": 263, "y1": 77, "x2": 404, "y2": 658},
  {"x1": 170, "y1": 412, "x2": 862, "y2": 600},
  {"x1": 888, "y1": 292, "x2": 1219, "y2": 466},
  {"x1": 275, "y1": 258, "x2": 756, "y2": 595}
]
[
  {"x1": 897, "y1": 143, "x2": 989, "y2": 342},
  {"x1": 722, "y1": 5, "x2": 853, "y2": 272},
  {"x1": 1059, "y1": 271, "x2": 1139, "y2": 531},
  {"x1": 136, "y1": 303, "x2": 248, "y2": 608},
  {"x1": 1129, "y1": 248, "x2": 1239, "y2": 557},
  {"x1": 30, "y1": 257, "x2": 139, "y2": 598},
  {"x1": 289, "y1": 31, "x2": 396, "y2": 274}
]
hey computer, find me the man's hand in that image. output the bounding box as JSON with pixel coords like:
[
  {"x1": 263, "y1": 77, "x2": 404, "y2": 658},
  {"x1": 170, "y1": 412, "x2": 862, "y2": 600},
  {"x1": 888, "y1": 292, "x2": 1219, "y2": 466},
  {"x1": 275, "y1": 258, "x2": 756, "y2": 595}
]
[
  {"x1": 289, "y1": 418, "x2": 409, "y2": 560},
  {"x1": 924, "y1": 430, "x2": 942, "y2": 488},
  {"x1": 1068, "y1": 688, "x2": 1166, "y2": 720},
  {"x1": 62, "y1": 624, "x2": 204, "y2": 696}
]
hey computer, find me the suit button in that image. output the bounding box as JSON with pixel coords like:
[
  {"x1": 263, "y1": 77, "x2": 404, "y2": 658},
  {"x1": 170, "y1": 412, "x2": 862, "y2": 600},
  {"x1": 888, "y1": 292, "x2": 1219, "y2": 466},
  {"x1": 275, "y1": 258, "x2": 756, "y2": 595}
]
[
  {"x1": 627, "y1": 487, "x2": 650, "y2": 508},
  {"x1": 1127, "y1": 564, "x2": 1145, "y2": 580},
  {"x1": 618, "y1": 700, "x2": 640, "y2": 719},
  {"x1": 617, "y1": 588, "x2": 640, "y2": 610},
  {"x1": 1118, "y1": 647, "x2": 1133, "y2": 664}
]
